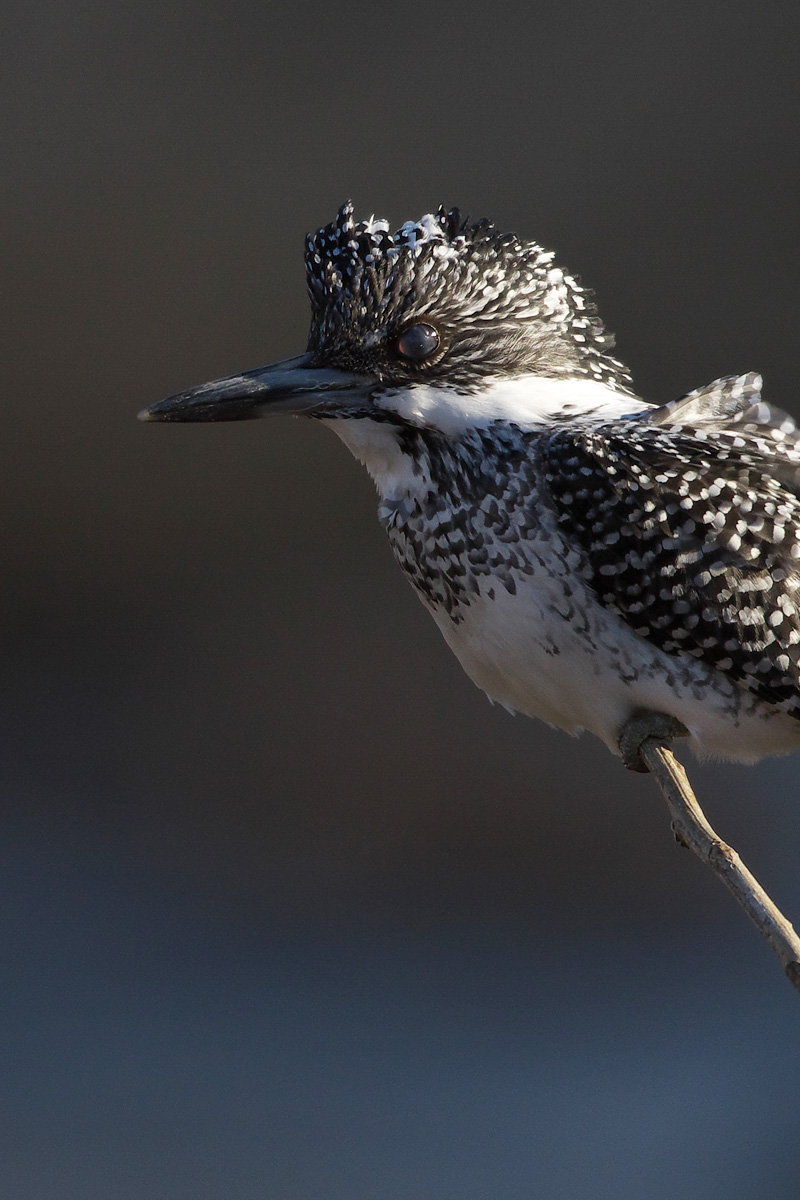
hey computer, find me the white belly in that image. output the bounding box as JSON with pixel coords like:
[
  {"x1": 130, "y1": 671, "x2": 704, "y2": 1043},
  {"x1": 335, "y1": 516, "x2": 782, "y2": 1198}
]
[{"x1": 430, "y1": 582, "x2": 800, "y2": 763}]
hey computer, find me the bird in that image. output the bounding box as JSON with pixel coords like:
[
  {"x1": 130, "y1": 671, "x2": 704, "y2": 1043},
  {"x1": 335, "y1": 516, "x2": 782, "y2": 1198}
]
[{"x1": 141, "y1": 202, "x2": 800, "y2": 766}]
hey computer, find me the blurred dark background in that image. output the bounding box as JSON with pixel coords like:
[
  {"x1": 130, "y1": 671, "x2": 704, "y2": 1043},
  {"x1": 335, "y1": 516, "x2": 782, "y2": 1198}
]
[{"x1": 3, "y1": 1, "x2": 800, "y2": 1196}]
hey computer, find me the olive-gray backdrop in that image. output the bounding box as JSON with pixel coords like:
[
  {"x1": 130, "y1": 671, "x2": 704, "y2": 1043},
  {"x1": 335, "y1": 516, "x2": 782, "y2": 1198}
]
[{"x1": 3, "y1": 2, "x2": 800, "y2": 1196}]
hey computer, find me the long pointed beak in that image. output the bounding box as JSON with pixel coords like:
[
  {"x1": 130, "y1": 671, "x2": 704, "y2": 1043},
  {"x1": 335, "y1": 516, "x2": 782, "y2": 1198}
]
[{"x1": 139, "y1": 354, "x2": 371, "y2": 423}]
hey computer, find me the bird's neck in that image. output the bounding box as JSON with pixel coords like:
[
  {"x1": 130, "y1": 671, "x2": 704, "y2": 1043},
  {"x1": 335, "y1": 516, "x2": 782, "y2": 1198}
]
[{"x1": 321, "y1": 374, "x2": 645, "y2": 501}]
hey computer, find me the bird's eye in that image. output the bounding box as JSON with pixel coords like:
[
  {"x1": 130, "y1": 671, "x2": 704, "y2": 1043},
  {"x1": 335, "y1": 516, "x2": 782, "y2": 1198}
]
[{"x1": 395, "y1": 323, "x2": 440, "y2": 362}]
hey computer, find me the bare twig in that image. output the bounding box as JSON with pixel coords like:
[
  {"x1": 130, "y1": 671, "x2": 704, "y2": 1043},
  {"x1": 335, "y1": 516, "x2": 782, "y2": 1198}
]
[{"x1": 619, "y1": 711, "x2": 800, "y2": 996}]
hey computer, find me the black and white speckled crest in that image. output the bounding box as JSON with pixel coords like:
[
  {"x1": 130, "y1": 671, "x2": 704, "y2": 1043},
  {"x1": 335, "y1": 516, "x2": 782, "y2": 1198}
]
[{"x1": 303, "y1": 202, "x2": 633, "y2": 392}]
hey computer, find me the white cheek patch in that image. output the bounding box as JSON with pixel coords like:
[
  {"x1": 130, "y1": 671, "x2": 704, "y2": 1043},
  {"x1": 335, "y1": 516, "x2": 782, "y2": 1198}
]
[{"x1": 373, "y1": 375, "x2": 647, "y2": 435}]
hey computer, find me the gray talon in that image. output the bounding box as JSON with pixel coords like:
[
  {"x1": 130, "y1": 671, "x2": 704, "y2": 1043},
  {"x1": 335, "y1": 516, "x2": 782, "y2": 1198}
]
[{"x1": 619, "y1": 712, "x2": 689, "y2": 773}]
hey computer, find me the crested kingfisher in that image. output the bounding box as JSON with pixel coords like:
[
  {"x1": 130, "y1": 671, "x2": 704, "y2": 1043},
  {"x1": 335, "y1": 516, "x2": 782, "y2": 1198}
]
[{"x1": 141, "y1": 203, "x2": 800, "y2": 765}]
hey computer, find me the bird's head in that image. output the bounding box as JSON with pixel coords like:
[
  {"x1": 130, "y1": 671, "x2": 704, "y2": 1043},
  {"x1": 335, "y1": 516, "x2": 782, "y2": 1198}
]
[{"x1": 141, "y1": 202, "x2": 632, "y2": 435}]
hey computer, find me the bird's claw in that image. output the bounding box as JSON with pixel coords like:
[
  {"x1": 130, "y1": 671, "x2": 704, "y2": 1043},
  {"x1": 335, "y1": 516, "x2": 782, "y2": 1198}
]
[{"x1": 618, "y1": 711, "x2": 689, "y2": 773}]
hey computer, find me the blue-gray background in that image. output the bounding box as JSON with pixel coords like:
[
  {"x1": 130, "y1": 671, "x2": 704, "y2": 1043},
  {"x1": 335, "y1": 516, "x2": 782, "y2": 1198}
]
[{"x1": 3, "y1": 2, "x2": 800, "y2": 1196}]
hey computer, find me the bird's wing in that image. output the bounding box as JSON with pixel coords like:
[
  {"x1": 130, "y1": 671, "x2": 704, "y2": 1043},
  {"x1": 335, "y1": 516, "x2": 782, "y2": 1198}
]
[{"x1": 538, "y1": 374, "x2": 800, "y2": 713}]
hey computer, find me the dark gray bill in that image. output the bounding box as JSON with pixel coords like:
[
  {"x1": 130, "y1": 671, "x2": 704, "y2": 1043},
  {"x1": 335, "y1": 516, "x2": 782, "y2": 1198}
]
[{"x1": 139, "y1": 354, "x2": 371, "y2": 423}]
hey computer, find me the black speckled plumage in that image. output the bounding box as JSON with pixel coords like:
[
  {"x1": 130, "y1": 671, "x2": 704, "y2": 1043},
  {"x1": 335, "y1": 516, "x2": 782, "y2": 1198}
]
[
  {"x1": 376, "y1": 373, "x2": 800, "y2": 722},
  {"x1": 379, "y1": 424, "x2": 541, "y2": 618},
  {"x1": 540, "y1": 374, "x2": 800, "y2": 714}
]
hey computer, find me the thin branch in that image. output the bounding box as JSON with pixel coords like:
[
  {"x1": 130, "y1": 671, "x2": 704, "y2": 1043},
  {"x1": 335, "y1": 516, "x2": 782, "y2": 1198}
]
[{"x1": 619, "y1": 712, "x2": 800, "y2": 996}]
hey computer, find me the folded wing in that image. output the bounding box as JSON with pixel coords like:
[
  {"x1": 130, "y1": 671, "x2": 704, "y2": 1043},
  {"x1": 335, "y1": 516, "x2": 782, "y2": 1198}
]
[{"x1": 539, "y1": 374, "x2": 800, "y2": 713}]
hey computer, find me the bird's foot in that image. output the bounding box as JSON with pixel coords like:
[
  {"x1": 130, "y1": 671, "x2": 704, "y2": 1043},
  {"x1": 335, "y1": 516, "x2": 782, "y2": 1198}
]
[{"x1": 618, "y1": 711, "x2": 689, "y2": 774}]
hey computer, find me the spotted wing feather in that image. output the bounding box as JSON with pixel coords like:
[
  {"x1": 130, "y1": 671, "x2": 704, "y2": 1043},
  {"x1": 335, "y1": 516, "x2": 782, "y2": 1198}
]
[
  {"x1": 540, "y1": 375, "x2": 800, "y2": 713},
  {"x1": 639, "y1": 372, "x2": 767, "y2": 428}
]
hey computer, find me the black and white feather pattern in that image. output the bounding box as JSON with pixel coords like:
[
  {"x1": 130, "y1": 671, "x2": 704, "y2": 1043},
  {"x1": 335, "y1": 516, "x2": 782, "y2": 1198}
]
[
  {"x1": 150, "y1": 199, "x2": 800, "y2": 756},
  {"x1": 303, "y1": 202, "x2": 633, "y2": 392},
  {"x1": 540, "y1": 373, "x2": 800, "y2": 714}
]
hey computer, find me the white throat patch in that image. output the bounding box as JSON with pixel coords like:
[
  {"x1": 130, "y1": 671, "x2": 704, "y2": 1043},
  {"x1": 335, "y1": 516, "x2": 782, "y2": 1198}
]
[{"x1": 320, "y1": 417, "x2": 416, "y2": 500}]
